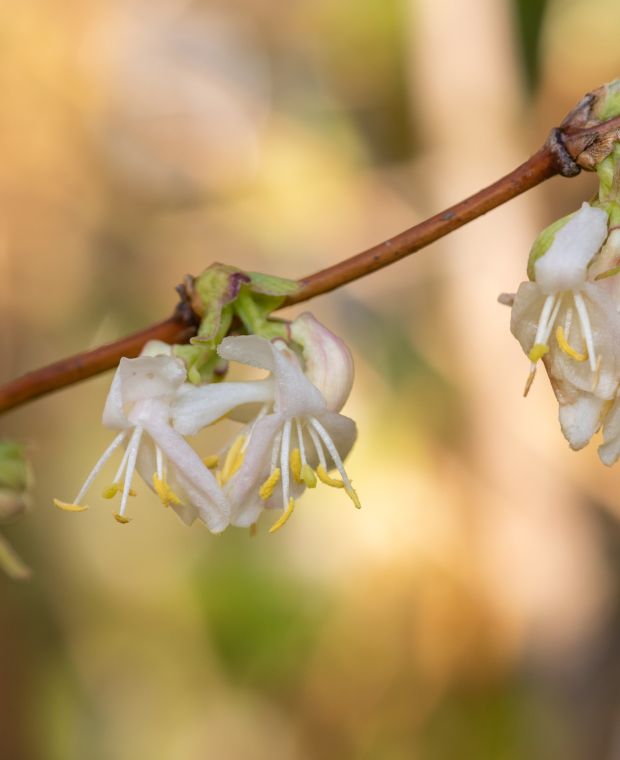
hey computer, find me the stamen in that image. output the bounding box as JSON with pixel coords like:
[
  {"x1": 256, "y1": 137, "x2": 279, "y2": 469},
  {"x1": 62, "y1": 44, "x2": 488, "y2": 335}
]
[
  {"x1": 523, "y1": 364, "x2": 537, "y2": 397},
  {"x1": 203, "y1": 455, "x2": 219, "y2": 469},
  {"x1": 307, "y1": 426, "x2": 328, "y2": 470},
  {"x1": 269, "y1": 497, "x2": 295, "y2": 533},
  {"x1": 595, "y1": 265, "x2": 620, "y2": 281},
  {"x1": 270, "y1": 430, "x2": 283, "y2": 473},
  {"x1": 556, "y1": 325, "x2": 587, "y2": 362},
  {"x1": 111, "y1": 442, "x2": 132, "y2": 491},
  {"x1": 102, "y1": 483, "x2": 136, "y2": 499},
  {"x1": 153, "y1": 475, "x2": 182, "y2": 507},
  {"x1": 259, "y1": 468, "x2": 281, "y2": 500},
  {"x1": 156, "y1": 446, "x2": 164, "y2": 481},
  {"x1": 71, "y1": 430, "x2": 128, "y2": 507},
  {"x1": 290, "y1": 448, "x2": 303, "y2": 483},
  {"x1": 563, "y1": 306, "x2": 573, "y2": 338},
  {"x1": 220, "y1": 435, "x2": 246, "y2": 484},
  {"x1": 113, "y1": 513, "x2": 131, "y2": 524},
  {"x1": 301, "y1": 464, "x2": 317, "y2": 488},
  {"x1": 310, "y1": 418, "x2": 361, "y2": 509},
  {"x1": 316, "y1": 465, "x2": 345, "y2": 488},
  {"x1": 532, "y1": 294, "x2": 557, "y2": 347},
  {"x1": 280, "y1": 419, "x2": 292, "y2": 510},
  {"x1": 573, "y1": 291, "x2": 597, "y2": 372},
  {"x1": 116, "y1": 426, "x2": 143, "y2": 521},
  {"x1": 53, "y1": 499, "x2": 89, "y2": 512},
  {"x1": 527, "y1": 344, "x2": 549, "y2": 362},
  {"x1": 249, "y1": 523, "x2": 258, "y2": 538}
]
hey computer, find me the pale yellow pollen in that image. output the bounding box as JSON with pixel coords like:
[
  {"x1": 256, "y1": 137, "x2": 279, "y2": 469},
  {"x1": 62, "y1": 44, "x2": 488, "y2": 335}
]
[
  {"x1": 113, "y1": 513, "x2": 131, "y2": 524},
  {"x1": 527, "y1": 343, "x2": 549, "y2": 363},
  {"x1": 269, "y1": 497, "x2": 295, "y2": 533},
  {"x1": 102, "y1": 483, "x2": 137, "y2": 499},
  {"x1": 220, "y1": 435, "x2": 246, "y2": 484},
  {"x1": 316, "y1": 464, "x2": 344, "y2": 488},
  {"x1": 203, "y1": 455, "x2": 219, "y2": 469},
  {"x1": 555, "y1": 325, "x2": 587, "y2": 362},
  {"x1": 153, "y1": 474, "x2": 182, "y2": 508},
  {"x1": 290, "y1": 448, "x2": 302, "y2": 483},
  {"x1": 53, "y1": 499, "x2": 89, "y2": 513},
  {"x1": 301, "y1": 463, "x2": 317, "y2": 488},
  {"x1": 259, "y1": 468, "x2": 281, "y2": 501}
]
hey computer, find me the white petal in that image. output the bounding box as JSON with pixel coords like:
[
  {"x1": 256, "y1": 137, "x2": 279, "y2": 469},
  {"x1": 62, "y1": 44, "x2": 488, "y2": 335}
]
[
  {"x1": 218, "y1": 335, "x2": 278, "y2": 371},
  {"x1": 534, "y1": 203, "x2": 608, "y2": 294},
  {"x1": 290, "y1": 312, "x2": 354, "y2": 412},
  {"x1": 140, "y1": 416, "x2": 230, "y2": 532},
  {"x1": 270, "y1": 346, "x2": 326, "y2": 418},
  {"x1": 558, "y1": 394, "x2": 606, "y2": 450},
  {"x1": 510, "y1": 281, "x2": 545, "y2": 356},
  {"x1": 172, "y1": 379, "x2": 274, "y2": 435},
  {"x1": 599, "y1": 398, "x2": 620, "y2": 466}
]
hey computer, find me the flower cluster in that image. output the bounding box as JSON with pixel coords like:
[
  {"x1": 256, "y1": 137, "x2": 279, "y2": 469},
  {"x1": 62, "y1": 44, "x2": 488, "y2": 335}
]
[
  {"x1": 54, "y1": 314, "x2": 359, "y2": 533},
  {"x1": 509, "y1": 201, "x2": 620, "y2": 463}
]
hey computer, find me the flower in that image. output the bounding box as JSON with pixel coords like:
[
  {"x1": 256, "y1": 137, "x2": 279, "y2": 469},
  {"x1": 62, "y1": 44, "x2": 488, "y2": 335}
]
[
  {"x1": 510, "y1": 202, "x2": 620, "y2": 449},
  {"x1": 172, "y1": 313, "x2": 359, "y2": 532},
  {"x1": 53, "y1": 341, "x2": 230, "y2": 531}
]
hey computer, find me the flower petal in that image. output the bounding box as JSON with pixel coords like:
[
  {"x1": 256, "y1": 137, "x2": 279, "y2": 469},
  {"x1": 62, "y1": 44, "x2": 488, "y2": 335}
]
[
  {"x1": 534, "y1": 202, "x2": 608, "y2": 294},
  {"x1": 290, "y1": 312, "x2": 354, "y2": 412},
  {"x1": 559, "y1": 394, "x2": 607, "y2": 450},
  {"x1": 172, "y1": 380, "x2": 274, "y2": 436}
]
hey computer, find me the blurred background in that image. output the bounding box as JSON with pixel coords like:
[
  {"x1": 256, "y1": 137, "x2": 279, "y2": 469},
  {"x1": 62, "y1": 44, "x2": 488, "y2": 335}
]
[{"x1": 1, "y1": 0, "x2": 620, "y2": 757}]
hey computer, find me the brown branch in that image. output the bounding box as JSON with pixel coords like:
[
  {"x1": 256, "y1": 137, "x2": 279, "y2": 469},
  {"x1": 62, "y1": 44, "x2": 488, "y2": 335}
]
[{"x1": 1, "y1": 96, "x2": 619, "y2": 416}]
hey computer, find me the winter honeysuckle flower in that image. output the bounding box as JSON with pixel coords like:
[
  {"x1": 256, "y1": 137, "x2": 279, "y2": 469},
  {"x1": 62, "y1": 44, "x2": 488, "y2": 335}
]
[
  {"x1": 509, "y1": 202, "x2": 620, "y2": 451},
  {"x1": 172, "y1": 313, "x2": 359, "y2": 532},
  {"x1": 53, "y1": 341, "x2": 230, "y2": 531},
  {"x1": 511, "y1": 202, "x2": 612, "y2": 398}
]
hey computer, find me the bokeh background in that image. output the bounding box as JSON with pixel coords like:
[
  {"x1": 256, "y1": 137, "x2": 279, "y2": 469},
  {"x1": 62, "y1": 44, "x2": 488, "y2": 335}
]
[{"x1": 1, "y1": 0, "x2": 620, "y2": 757}]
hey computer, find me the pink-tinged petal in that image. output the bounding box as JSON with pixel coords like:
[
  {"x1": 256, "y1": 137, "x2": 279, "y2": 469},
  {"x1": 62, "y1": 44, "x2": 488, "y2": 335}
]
[
  {"x1": 558, "y1": 394, "x2": 607, "y2": 450},
  {"x1": 291, "y1": 312, "x2": 354, "y2": 412},
  {"x1": 172, "y1": 380, "x2": 274, "y2": 435}
]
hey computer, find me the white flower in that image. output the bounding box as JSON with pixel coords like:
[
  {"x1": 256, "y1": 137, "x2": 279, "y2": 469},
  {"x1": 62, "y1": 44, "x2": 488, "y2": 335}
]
[
  {"x1": 173, "y1": 313, "x2": 359, "y2": 532},
  {"x1": 510, "y1": 202, "x2": 620, "y2": 449},
  {"x1": 54, "y1": 342, "x2": 230, "y2": 531}
]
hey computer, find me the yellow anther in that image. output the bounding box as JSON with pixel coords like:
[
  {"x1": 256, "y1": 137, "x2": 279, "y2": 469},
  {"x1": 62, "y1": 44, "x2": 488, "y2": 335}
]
[
  {"x1": 527, "y1": 343, "x2": 549, "y2": 363},
  {"x1": 102, "y1": 483, "x2": 136, "y2": 499},
  {"x1": 555, "y1": 325, "x2": 587, "y2": 362},
  {"x1": 249, "y1": 522, "x2": 258, "y2": 538},
  {"x1": 259, "y1": 468, "x2": 281, "y2": 501},
  {"x1": 269, "y1": 498, "x2": 295, "y2": 533},
  {"x1": 153, "y1": 475, "x2": 182, "y2": 508},
  {"x1": 301, "y1": 463, "x2": 317, "y2": 488},
  {"x1": 290, "y1": 448, "x2": 302, "y2": 483},
  {"x1": 53, "y1": 499, "x2": 88, "y2": 513},
  {"x1": 220, "y1": 435, "x2": 246, "y2": 484},
  {"x1": 113, "y1": 513, "x2": 131, "y2": 524},
  {"x1": 203, "y1": 455, "x2": 219, "y2": 469},
  {"x1": 316, "y1": 464, "x2": 344, "y2": 488},
  {"x1": 345, "y1": 486, "x2": 362, "y2": 510}
]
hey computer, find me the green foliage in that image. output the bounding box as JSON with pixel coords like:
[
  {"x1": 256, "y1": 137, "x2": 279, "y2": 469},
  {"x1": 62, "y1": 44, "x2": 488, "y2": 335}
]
[{"x1": 193, "y1": 549, "x2": 330, "y2": 692}]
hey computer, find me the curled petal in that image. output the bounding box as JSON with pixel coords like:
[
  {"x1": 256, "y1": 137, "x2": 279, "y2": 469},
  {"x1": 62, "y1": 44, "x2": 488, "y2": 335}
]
[{"x1": 291, "y1": 312, "x2": 354, "y2": 412}]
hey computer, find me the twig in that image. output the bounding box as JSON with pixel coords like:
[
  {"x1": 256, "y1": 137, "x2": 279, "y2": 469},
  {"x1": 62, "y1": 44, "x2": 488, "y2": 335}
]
[{"x1": 1, "y1": 105, "x2": 619, "y2": 416}]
